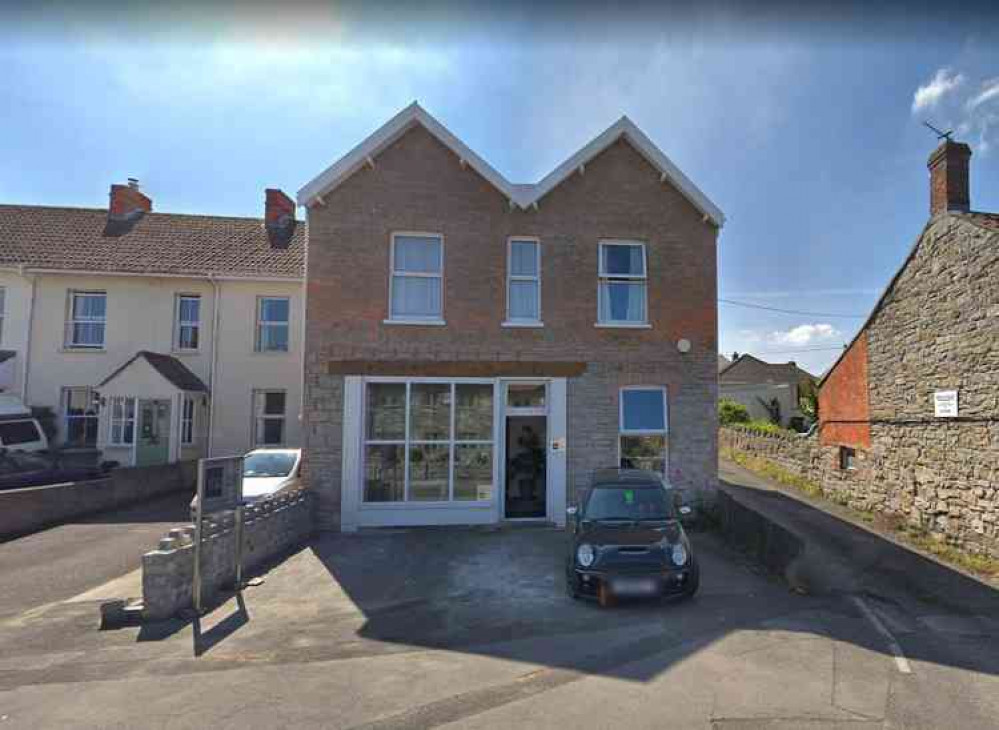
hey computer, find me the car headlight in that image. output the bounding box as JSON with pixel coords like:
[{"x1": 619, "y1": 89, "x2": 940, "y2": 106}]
[
  {"x1": 577, "y1": 543, "x2": 596, "y2": 567},
  {"x1": 671, "y1": 543, "x2": 688, "y2": 567}
]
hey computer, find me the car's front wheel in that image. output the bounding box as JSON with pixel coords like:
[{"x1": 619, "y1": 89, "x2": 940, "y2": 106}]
[{"x1": 680, "y1": 561, "x2": 700, "y2": 600}]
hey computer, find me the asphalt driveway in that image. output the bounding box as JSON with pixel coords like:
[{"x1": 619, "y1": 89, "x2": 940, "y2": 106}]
[{"x1": 1, "y1": 509, "x2": 998, "y2": 728}]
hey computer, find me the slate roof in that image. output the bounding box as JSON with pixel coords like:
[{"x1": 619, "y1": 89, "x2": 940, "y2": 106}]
[
  {"x1": 0, "y1": 204, "x2": 304, "y2": 278},
  {"x1": 98, "y1": 351, "x2": 209, "y2": 393},
  {"x1": 719, "y1": 354, "x2": 816, "y2": 385}
]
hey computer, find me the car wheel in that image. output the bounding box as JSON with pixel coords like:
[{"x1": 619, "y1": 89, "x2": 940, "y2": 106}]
[{"x1": 681, "y1": 562, "x2": 700, "y2": 600}]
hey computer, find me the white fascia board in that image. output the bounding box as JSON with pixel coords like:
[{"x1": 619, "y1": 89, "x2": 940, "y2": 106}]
[
  {"x1": 527, "y1": 117, "x2": 725, "y2": 227},
  {"x1": 296, "y1": 105, "x2": 726, "y2": 228},
  {"x1": 297, "y1": 102, "x2": 519, "y2": 207}
]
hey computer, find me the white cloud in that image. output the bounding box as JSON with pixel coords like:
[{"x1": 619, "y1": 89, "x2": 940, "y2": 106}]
[
  {"x1": 768, "y1": 323, "x2": 841, "y2": 347},
  {"x1": 966, "y1": 78, "x2": 999, "y2": 112},
  {"x1": 912, "y1": 68, "x2": 965, "y2": 113}
]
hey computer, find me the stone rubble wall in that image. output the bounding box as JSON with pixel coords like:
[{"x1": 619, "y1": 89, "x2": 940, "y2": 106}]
[
  {"x1": 720, "y1": 425, "x2": 999, "y2": 559},
  {"x1": 142, "y1": 489, "x2": 315, "y2": 620}
]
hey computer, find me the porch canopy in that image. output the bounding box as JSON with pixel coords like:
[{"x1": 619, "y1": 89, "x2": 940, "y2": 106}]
[{"x1": 97, "y1": 351, "x2": 209, "y2": 466}]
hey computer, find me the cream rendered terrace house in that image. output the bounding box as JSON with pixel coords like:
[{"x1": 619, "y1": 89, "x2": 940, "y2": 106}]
[{"x1": 0, "y1": 182, "x2": 304, "y2": 466}]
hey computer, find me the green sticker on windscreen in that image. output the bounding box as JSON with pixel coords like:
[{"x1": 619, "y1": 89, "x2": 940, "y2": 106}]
[{"x1": 624, "y1": 490, "x2": 635, "y2": 504}]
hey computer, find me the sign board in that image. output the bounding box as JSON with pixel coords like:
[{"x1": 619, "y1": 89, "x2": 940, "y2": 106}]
[
  {"x1": 551, "y1": 437, "x2": 566, "y2": 452},
  {"x1": 934, "y1": 390, "x2": 959, "y2": 418},
  {"x1": 193, "y1": 455, "x2": 244, "y2": 613},
  {"x1": 198, "y1": 456, "x2": 244, "y2": 513}
]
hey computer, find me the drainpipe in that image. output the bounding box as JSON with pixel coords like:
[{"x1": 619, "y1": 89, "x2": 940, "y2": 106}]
[
  {"x1": 207, "y1": 275, "x2": 222, "y2": 458},
  {"x1": 19, "y1": 266, "x2": 37, "y2": 404}
]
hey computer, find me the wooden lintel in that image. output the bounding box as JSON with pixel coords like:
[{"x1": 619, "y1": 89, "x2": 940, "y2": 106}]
[{"x1": 327, "y1": 360, "x2": 588, "y2": 378}]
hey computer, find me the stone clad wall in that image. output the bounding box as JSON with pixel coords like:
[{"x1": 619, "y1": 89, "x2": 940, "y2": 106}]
[
  {"x1": 720, "y1": 426, "x2": 999, "y2": 558},
  {"x1": 142, "y1": 489, "x2": 315, "y2": 620}
]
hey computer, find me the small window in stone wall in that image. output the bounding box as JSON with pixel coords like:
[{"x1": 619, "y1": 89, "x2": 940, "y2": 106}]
[{"x1": 839, "y1": 446, "x2": 856, "y2": 471}]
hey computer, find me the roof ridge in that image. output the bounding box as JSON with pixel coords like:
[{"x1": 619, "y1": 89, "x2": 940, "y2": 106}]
[{"x1": 0, "y1": 202, "x2": 278, "y2": 224}]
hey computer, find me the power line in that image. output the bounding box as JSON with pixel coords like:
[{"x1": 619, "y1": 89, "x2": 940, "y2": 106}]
[
  {"x1": 754, "y1": 345, "x2": 848, "y2": 355},
  {"x1": 719, "y1": 298, "x2": 866, "y2": 319}
]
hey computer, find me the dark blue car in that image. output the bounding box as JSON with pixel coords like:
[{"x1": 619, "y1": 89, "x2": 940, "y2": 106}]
[{"x1": 566, "y1": 469, "x2": 699, "y2": 607}]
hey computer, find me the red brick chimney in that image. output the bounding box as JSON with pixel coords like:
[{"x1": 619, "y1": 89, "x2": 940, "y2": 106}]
[
  {"x1": 927, "y1": 140, "x2": 971, "y2": 216},
  {"x1": 265, "y1": 189, "x2": 296, "y2": 249},
  {"x1": 108, "y1": 178, "x2": 152, "y2": 220}
]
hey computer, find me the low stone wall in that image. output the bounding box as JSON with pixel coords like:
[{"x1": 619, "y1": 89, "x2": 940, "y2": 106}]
[
  {"x1": 720, "y1": 426, "x2": 999, "y2": 558},
  {"x1": 0, "y1": 461, "x2": 196, "y2": 541},
  {"x1": 714, "y1": 488, "x2": 804, "y2": 579},
  {"x1": 142, "y1": 489, "x2": 316, "y2": 620}
]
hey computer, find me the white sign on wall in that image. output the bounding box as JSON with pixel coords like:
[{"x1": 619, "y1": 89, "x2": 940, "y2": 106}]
[{"x1": 934, "y1": 390, "x2": 959, "y2": 418}]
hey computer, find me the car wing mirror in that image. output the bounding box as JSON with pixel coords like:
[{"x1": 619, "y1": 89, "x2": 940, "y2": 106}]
[{"x1": 566, "y1": 505, "x2": 578, "y2": 517}]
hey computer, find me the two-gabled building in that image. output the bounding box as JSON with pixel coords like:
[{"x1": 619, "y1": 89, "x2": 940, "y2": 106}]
[
  {"x1": 296, "y1": 104, "x2": 724, "y2": 531},
  {"x1": 0, "y1": 183, "x2": 304, "y2": 465}
]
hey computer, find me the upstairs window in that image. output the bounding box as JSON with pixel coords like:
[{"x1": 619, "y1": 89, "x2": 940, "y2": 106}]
[
  {"x1": 67, "y1": 291, "x2": 106, "y2": 348},
  {"x1": 174, "y1": 295, "x2": 201, "y2": 351},
  {"x1": 255, "y1": 297, "x2": 290, "y2": 352},
  {"x1": 598, "y1": 242, "x2": 648, "y2": 326},
  {"x1": 506, "y1": 239, "x2": 541, "y2": 324},
  {"x1": 619, "y1": 387, "x2": 668, "y2": 475},
  {"x1": 389, "y1": 233, "x2": 443, "y2": 322}
]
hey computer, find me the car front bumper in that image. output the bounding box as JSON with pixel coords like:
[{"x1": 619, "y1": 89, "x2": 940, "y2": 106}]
[{"x1": 570, "y1": 564, "x2": 696, "y2": 600}]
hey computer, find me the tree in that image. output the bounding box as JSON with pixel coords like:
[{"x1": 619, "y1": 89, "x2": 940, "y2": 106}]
[
  {"x1": 718, "y1": 398, "x2": 750, "y2": 425},
  {"x1": 756, "y1": 396, "x2": 782, "y2": 425}
]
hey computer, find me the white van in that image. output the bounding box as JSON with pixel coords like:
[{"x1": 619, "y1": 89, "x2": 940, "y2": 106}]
[{"x1": 0, "y1": 395, "x2": 49, "y2": 453}]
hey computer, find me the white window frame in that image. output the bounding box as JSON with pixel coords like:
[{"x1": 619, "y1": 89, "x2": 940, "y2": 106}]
[
  {"x1": 181, "y1": 395, "x2": 196, "y2": 445},
  {"x1": 174, "y1": 294, "x2": 201, "y2": 352},
  {"x1": 62, "y1": 386, "x2": 98, "y2": 448},
  {"x1": 596, "y1": 241, "x2": 650, "y2": 328},
  {"x1": 255, "y1": 296, "x2": 290, "y2": 353},
  {"x1": 253, "y1": 389, "x2": 287, "y2": 446},
  {"x1": 362, "y1": 378, "x2": 495, "y2": 505},
  {"x1": 618, "y1": 386, "x2": 669, "y2": 475},
  {"x1": 108, "y1": 396, "x2": 136, "y2": 446},
  {"x1": 0, "y1": 286, "x2": 5, "y2": 344},
  {"x1": 385, "y1": 232, "x2": 445, "y2": 325},
  {"x1": 503, "y1": 237, "x2": 543, "y2": 327},
  {"x1": 66, "y1": 290, "x2": 107, "y2": 349}
]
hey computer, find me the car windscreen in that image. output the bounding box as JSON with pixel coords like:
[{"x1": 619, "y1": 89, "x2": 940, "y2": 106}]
[
  {"x1": 583, "y1": 486, "x2": 673, "y2": 521},
  {"x1": 243, "y1": 452, "x2": 296, "y2": 478},
  {"x1": 0, "y1": 420, "x2": 42, "y2": 446}
]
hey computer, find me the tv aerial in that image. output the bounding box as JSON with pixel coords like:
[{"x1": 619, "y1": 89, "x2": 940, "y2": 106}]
[{"x1": 923, "y1": 121, "x2": 953, "y2": 142}]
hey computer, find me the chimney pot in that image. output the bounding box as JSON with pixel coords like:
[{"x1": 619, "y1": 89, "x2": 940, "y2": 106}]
[{"x1": 927, "y1": 140, "x2": 972, "y2": 216}]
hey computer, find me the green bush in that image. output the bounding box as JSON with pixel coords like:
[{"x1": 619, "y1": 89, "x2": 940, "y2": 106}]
[{"x1": 718, "y1": 398, "x2": 750, "y2": 425}]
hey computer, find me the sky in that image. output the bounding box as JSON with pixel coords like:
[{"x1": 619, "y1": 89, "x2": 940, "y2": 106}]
[{"x1": 2, "y1": 1, "x2": 997, "y2": 376}]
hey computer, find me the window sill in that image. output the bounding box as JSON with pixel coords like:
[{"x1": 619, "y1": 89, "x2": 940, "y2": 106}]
[
  {"x1": 171, "y1": 349, "x2": 202, "y2": 356},
  {"x1": 60, "y1": 347, "x2": 107, "y2": 354},
  {"x1": 594, "y1": 322, "x2": 652, "y2": 329},
  {"x1": 382, "y1": 318, "x2": 447, "y2": 326},
  {"x1": 252, "y1": 349, "x2": 292, "y2": 356},
  {"x1": 360, "y1": 500, "x2": 493, "y2": 510},
  {"x1": 501, "y1": 321, "x2": 544, "y2": 328}
]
